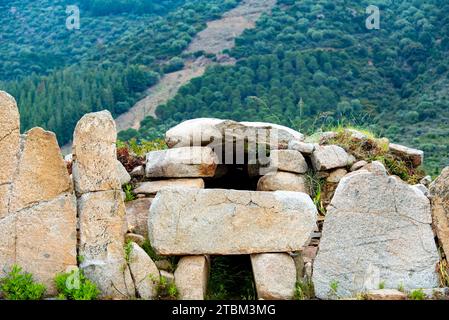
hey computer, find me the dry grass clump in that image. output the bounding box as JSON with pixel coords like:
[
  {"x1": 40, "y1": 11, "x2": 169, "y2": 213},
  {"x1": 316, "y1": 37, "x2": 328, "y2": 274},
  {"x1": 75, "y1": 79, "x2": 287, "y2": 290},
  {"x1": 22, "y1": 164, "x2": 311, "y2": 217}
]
[{"x1": 325, "y1": 127, "x2": 425, "y2": 184}]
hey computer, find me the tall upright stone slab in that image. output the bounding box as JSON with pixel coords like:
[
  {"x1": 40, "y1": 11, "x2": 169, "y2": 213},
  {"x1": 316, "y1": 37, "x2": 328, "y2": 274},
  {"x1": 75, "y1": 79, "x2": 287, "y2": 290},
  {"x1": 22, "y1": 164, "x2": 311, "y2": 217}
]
[
  {"x1": 429, "y1": 167, "x2": 449, "y2": 259},
  {"x1": 0, "y1": 91, "x2": 20, "y2": 276},
  {"x1": 73, "y1": 111, "x2": 135, "y2": 299},
  {"x1": 0, "y1": 91, "x2": 77, "y2": 295},
  {"x1": 313, "y1": 170, "x2": 440, "y2": 299},
  {"x1": 72, "y1": 111, "x2": 120, "y2": 195},
  {"x1": 12, "y1": 128, "x2": 77, "y2": 294}
]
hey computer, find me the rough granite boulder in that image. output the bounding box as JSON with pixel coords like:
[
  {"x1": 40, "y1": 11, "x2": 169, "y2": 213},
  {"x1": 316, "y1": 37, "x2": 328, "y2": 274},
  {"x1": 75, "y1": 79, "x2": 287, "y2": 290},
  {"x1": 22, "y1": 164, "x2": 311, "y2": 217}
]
[
  {"x1": 310, "y1": 145, "x2": 351, "y2": 171},
  {"x1": 134, "y1": 178, "x2": 205, "y2": 195},
  {"x1": 251, "y1": 253, "x2": 296, "y2": 300},
  {"x1": 288, "y1": 140, "x2": 315, "y2": 155},
  {"x1": 313, "y1": 170, "x2": 440, "y2": 299},
  {"x1": 389, "y1": 143, "x2": 424, "y2": 167},
  {"x1": 72, "y1": 111, "x2": 121, "y2": 195},
  {"x1": 165, "y1": 118, "x2": 304, "y2": 149},
  {"x1": 145, "y1": 147, "x2": 218, "y2": 178},
  {"x1": 9, "y1": 128, "x2": 73, "y2": 212},
  {"x1": 268, "y1": 150, "x2": 308, "y2": 174},
  {"x1": 257, "y1": 171, "x2": 308, "y2": 193},
  {"x1": 127, "y1": 242, "x2": 160, "y2": 300},
  {"x1": 125, "y1": 198, "x2": 153, "y2": 237},
  {"x1": 0, "y1": 99, "x2": 77, "y2": 295},
  {"x1": 0, "y1": 91, "x2": 20, "y2": 220},
  {"x1": 77, "y1": 190, "x2": 134, "y2": 298},
  {"x1": 149, "y1": 188, "x2": 317, "y2": 255},
  {"x1": 116, "y1": 160, "x2": 131, "y2": 186},
  {"x1": 429, "y1": 167, "x2": 449, "y2": 259},
  {"x1": 73, "y1": 111, "x2": 135, "y2": 299},
  {"x1": 174, "y1": 256, "x2": 209, "y2": 300}
]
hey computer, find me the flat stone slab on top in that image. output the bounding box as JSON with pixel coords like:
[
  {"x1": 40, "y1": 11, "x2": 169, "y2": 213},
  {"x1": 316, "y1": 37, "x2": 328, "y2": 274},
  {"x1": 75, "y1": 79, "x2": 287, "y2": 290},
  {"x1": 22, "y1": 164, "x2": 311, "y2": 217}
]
[{"x1": 148, "y1": 187, "x2": 317, "y2": 255}]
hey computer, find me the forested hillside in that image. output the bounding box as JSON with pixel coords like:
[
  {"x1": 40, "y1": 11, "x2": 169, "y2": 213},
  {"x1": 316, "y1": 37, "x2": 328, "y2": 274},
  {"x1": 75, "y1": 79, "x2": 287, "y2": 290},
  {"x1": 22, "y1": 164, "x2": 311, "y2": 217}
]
[
  {"x1": 127, "y1": 0, "x2": 449, "y2": 174},
  {"x1": 1, "y1": 0, "x2": 449, "y2": 174},
  {"x1": 0, "y1": 0, "x2": 240, "y2": 145}
]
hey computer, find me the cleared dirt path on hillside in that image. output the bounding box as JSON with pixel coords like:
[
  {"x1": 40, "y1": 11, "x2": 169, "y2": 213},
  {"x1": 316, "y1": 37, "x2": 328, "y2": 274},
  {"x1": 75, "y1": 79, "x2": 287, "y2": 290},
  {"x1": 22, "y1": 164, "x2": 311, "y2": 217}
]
[
  {"x1": 61, "y1": 0, "x2": 276, "y2": 154},
  {"x1": 114, "y1": 0, "x2": 276, "y2": 132}
]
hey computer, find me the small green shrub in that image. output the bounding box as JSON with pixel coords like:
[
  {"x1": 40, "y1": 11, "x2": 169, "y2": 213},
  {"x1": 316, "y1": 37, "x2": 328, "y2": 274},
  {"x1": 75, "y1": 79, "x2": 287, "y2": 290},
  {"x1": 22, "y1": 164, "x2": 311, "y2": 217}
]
[
  {"x1": 124, "y1": 241, "x2": 134, "y2": 263},
  {"x1": 149, "y1": 274, "x2": 179, "y2": 300},
  {"x1": 118, "y1": 138, "x2": 167, "y2": 158},
  {"x1": 0, "y1": 265, "x2": 46, "y2": 300},
  {"x1": 305, "y1": 170, "x2": 326, "y2": 215},
  {"x1": 123, "y1": 184, "x2": 136, "y2": 202},
  {"x1": 378, "y1": 281, "x2": 385, "y2": 289},
  {"x1": 294, "y1": 278, "x2": 315, "y2": 300},
  {"x1": 54, "y1": 269, "x2": 99, "y2": 300},
  {"x1": 408, "y1": 289, "x2": 426, "y2": 300},
  {"x1": 328, "y1": 280, "x2": 340, "y2": 299}
]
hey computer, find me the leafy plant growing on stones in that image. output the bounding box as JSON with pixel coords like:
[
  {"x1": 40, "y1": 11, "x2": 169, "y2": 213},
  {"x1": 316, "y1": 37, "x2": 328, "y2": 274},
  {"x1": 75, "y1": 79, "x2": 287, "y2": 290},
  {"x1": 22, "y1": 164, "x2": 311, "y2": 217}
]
[
  {"x1": 306, "y1": 170, "x2": 326, "y2": 215},
  {"x1": 54, "y1": 269, "x2": 99, "y2": 300},
  {"x1": 294, "y1": 278, "x2": 315, "y2": 300},
  {"x1": 408, "y1": 289, "x2": 426, "y2": 300},
  {"x1": 328, "y1": 280, "x2": 340, "y2": 299},
  {"x1": 0, "y1": 265, "x2": 46, "y2": 300},
  {"x1": 123, "y1": 184, "x2": 136, "y2": 202},
  {"x1": 149, "y1": 274, "x2": 179, "y2": 300}
]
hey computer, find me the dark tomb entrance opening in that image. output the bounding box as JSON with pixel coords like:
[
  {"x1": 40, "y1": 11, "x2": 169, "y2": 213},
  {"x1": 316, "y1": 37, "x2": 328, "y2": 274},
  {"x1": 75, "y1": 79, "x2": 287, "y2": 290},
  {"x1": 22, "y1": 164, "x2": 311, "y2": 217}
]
[{"x1": 206, "y1": 255, "x2": 256, "y2": 300}]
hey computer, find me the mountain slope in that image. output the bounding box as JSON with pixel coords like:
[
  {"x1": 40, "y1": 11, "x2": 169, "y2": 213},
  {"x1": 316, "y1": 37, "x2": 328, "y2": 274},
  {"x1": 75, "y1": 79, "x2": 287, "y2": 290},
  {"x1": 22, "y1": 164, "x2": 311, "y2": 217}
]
[
  {"x1": 130, "y1": 0, "x2": 449, "y2": 174},
  {"x1": 0, "y1": 0, "x2": 241, "y2": 145}
]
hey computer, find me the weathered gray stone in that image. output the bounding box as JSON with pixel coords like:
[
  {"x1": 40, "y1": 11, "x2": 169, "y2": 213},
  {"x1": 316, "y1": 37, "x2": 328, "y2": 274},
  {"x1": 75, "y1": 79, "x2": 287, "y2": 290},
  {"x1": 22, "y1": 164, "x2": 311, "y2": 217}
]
[
  {"x1": 155, "y1": 260, "x2": 175, "y2": 272},
  {"x1": 257, "y1": 172, "x2": 308, "y2": 193},
  {"x1": 321, "y1": 169, "x2": 348, "y2": 208},
  {"x1": 116, "y1": 160, "x2": 131, "y2": 186},
  {"x1": 429, "y1": 167, "x2": 449, "y2": 259},
  {"x1": 268, "y1": 150, "x2": 308, "y2": 174},
  {"x1": 125, "y1": 198, "x2": 153, "y2": 237},
  {"x1": 310, "y1": 145, "x2": 350, "y2": 171},
  {"x1": 0, "y1": 124, "x2": 77, "y2": 295},
  {"x1": 326, "y1": 168, "x2": 348, "y2": 183},
  {"x1": 149, "y1": 188, "x2": 317, "y2": 255},
  {"x1": 128, "y1": 242, "x2": 159, "y2": 300},
  {"x1": 130, "y1": 165, "x2": 145, "y2": 178},
  {"x1": 134, "y1": 178, "x2": 205, "y2": 195},
  {"x1": 389, "y1": 143, "x2": 424, "y2": 167},
  {"x1": 0, "y1": 91, "x2": 20, "y2": 187},
  {"x1": 72, "y1": 111, "x2": 120, "y2": 195},
  {"x1": 145, "y1": 147, "x2": 218, "y2": 178},
  {"x1": 15, "y1": 193, "x2": 77, "y2": 295},
  {"x1": 0, "y1": 91, "x2": 20, "y2": 229},
  {"x1": 125, "y1": 233, "x2": 146, "y2": 246},
  {"x1": 165, "y1": 118, "x2": 304, "y2": 149},
  {"x1": 350, "y1": 160, "x2": 368, "y2": 172},
  {"x1": 412, "y1": 184, "x2": 429, "y2": 197},
  {"x1": 160, "y1": 270, "x2": 175, "y2": 285},
  {"x1": 251, "y1": 253, "x2": 296, "y2": 300},
  {"x1": 420, "y1": 175, "x2": 432, "y2": 186},
  {"x1": 174, "y1": 256, "x2": 209, "y2": 300},
  {"x1": 288, "y1": 140, "x2": 315, "y2": 155},
  {"x1": 366, "y1": 289, "x2": 407, "y2": 300},
  {"x1": 9, "y1": 128, "x2": 73, "y2": 212},
  {"x1": 362, "y1": 161, "x2": 387, "y2": 175},
  {"x1": 78, "y1": 190, "x2": 134, "y2": 298},
  {"x1": 313, "y1": 170, "x2": 440, "y2": 299}
]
